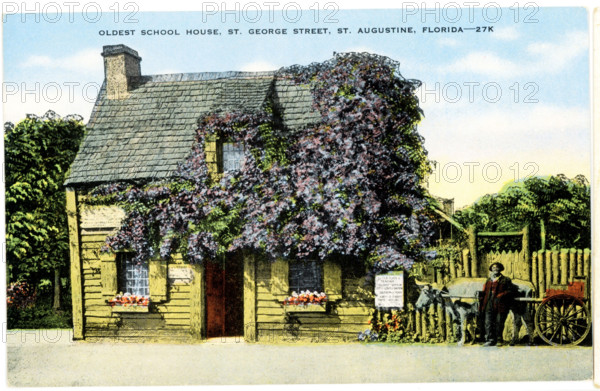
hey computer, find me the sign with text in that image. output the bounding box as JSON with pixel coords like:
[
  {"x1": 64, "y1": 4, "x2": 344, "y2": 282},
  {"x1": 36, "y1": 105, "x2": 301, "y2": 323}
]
[
  {"x1": 167, "y1": 267, "x2": 194, "y2": 285},
  {"x1": 375, "y1": 271, "x2": 404, "y2": 309}
]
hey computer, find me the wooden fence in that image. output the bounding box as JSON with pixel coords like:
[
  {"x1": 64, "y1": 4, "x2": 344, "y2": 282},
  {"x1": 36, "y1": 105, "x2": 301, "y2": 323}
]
[
  {"x1": 431, "y1": 247, "x2": 591, "y2": 295},
  {"x1": 530, "y1": 249, "x2": 591, "y2": 299},
  {"x1": 405, "y1": 246, "x2": 591, "y2": 343}
]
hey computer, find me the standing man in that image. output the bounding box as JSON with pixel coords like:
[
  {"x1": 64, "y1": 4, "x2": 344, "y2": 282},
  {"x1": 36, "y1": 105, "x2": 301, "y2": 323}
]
[{"x1": 480, "y1": 262, "x2": 514, "y2": 346}]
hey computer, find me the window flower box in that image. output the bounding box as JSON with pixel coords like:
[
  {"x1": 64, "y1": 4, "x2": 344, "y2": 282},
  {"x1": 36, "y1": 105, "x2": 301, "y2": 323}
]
[
  {"x1": 284, "y1": 303, "x2": 327, "y2": 312},
  {"x1": 107, "y1": 294, "x2": 150, "y2": 312},
  {"x1": 283, "y1": 291, "x2": 327, "y2": 312},
  {"x1": 111, "y1": 305, "x2": 149, "y2": 313}
]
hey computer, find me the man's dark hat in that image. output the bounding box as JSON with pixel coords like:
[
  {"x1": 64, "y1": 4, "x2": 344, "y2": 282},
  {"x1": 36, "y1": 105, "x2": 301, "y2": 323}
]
[{"x1": 489, "y1": 262, "x2": 504, "y2": 272}]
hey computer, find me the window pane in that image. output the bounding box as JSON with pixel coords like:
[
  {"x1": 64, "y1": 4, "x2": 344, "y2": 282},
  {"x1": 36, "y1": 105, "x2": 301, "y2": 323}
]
[
  {"x1": 289, "y1": 261, "x2": 323, "y2": 293},
  {"x1": 223, "y1": 142, "x2": 244, "y2": 172},
  {"x1": 118, "y1": 253, "x2": 150, "y2": 297}
]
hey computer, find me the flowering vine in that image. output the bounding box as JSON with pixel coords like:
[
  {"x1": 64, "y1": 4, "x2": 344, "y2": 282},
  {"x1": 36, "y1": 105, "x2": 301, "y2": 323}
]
[{"x1": 90, "y1": 52, "x2": 436, "y2": 273}]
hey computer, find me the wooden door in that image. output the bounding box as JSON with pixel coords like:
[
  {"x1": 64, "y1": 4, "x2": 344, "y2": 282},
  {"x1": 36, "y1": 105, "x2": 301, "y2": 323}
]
[
  {"x1": 205, "y1": 260, "x2": 225, "y2": 338},
  {"x1": 224, "y1": 253, "x2": 244, "y2": 337},
  {"x1": 205, "y1": 255, "x2": 244, "y2": 338}
]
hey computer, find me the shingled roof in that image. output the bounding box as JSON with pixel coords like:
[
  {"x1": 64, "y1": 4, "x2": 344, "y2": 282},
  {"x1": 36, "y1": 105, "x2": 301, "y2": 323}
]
[{"x1": 65, "y1": 47, "x2": 320, "y2": 187}]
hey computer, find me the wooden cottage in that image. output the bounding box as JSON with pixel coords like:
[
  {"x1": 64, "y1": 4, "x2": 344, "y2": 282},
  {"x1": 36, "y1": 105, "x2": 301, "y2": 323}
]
[{"x1": 64, "y1": 45, "x2": 376, "y2": 343}]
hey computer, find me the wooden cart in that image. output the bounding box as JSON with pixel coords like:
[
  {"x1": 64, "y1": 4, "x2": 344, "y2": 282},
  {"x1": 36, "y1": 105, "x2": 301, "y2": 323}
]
[
  {"x1": 511, "y1": 276, "x2": 591, "y2": 346},
  {"x1": 528, "y1": 277, "x2": 591, "y2": 346},
  {"x1": 440, "y1": 276, "x2": 591, "y2": 346}
]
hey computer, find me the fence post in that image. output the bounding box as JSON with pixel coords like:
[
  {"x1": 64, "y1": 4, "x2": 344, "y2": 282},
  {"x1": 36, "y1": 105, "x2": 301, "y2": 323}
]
[
  {"x1": 522, "y1": 225, "x2": 530, "y2": 281},
  {"x1": 584, "y1": 249, "x2": 591, "y2": 279},
  {"x1": 467, "y1": 225, "x2": 478, "y2": 277},
  {"x1": 577, "y1": 249, "x2": 583, "y2": 276},
  {"x1": 445, "y1": 310, "x2": 453, "y2": 343},
  {"x1": 437, "y1": 304, "x2": 445, "y2": 341},
  {"x1": 545, "y1": 250, "x2": 552, "y2": 291},
  {"x1": 428, "y1": 306, "x2": 435, "y2": 340},
  {"x1": 470, "y1": 250, "x2": 477, "y2": 278},
  {"x1": 531, "y1": 251, "x2": 538, "y2": 293},
  {"x1": 568, "y1": 248, "x2": 576, "y2": 283},
  {"x1": 538, "y1": 251, "x2": 545, "y2": 299},
  {"x1": 421, "y1": 311, "x2": 428, "y2": 341},
  {"x1": 415, "y1": 311, "x2": 421, "y2": 338},
  {"x1": 584, "y1": 249, "x2": 591, "y2": 298},
  {"x1": 552, "y1": 250, "x2": 559, "y2": 285},
  {"x1": 462, "y1": 249, "x2": 470, "y2": 278},
  {"x1": 560, "y1": 249, "x2": 568, "y2": 285},
  {"x1": 449, "y1": 254, "x2": 457, "y2": 279}
]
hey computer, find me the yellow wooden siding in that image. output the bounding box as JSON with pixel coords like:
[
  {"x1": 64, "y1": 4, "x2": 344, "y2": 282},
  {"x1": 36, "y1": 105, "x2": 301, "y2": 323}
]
[
  {"x1": 66, "y1": 188, "x2": 84, "y2": 339},
  {"x1": 254, "y1": 257, "x2": 373, "y2": 342},
  {"x1": 256, "y1": 258, "x2": 286, "y2": 330},
  {"x1": 79, "y1": 228, "x2": 194, "y2": 341},
  {"x1": 189, "y1": 263, "x2": 204, "y2": 339},
  {"x1": 74, "y1": 192, "x2": 373, "y2": 343},
  {"x1": 270, "y1": 259, "x2": 288, "y2": 299},
  {"x1": 149, "y1": 257, "x2": 168, "y2": 301},
  {"x1": 323, "y1": 260, "x2": 342, "y2": 300}
]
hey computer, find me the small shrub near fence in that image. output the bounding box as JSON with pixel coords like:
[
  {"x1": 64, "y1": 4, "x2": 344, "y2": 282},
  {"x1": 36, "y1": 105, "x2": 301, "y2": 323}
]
[{"x1": 358, "y1": 308, "x2": 452, "y2": 344}]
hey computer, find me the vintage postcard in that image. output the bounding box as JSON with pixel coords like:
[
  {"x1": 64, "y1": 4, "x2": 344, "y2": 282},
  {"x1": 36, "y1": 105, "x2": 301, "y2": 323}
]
[{"x1": 2, "y1": 0, "x2": 596, "y2": 389}]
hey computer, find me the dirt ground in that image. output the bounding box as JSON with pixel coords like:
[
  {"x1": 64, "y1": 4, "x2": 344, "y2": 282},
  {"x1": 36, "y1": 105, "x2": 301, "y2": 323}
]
[{"x1": 4, "y1": 329, "x2": 593, "y2": 388}]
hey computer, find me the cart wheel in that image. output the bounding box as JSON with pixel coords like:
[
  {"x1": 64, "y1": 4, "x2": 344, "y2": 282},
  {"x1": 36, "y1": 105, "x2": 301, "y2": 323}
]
[{"x1": 535, "y1": 294, "x2": 590, "y2": 346}]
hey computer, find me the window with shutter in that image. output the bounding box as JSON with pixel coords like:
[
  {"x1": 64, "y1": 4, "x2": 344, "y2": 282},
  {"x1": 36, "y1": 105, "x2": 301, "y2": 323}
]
[{"x1": 103, "y1": 253, "x2": 167, "y2": 301}]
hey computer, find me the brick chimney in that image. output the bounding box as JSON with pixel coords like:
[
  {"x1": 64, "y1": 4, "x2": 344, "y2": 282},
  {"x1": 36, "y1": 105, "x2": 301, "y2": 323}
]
[{"x1": 101, "y1": 44, "x2": 141, "y2": 100}]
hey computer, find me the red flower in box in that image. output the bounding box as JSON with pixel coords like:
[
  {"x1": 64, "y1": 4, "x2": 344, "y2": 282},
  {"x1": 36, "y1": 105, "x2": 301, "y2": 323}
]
[
  {"x1": 108, "y1": 293, "x2": 150, "y2": 307},
  {"x1": 283, "y1": 290, "x2": 327, "y2": 306}
]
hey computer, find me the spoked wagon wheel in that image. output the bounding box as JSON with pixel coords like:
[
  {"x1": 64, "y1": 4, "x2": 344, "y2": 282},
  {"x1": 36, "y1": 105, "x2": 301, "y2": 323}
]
[{"x1": 535, "y1": 294, "x2": 591, "y2": 346}]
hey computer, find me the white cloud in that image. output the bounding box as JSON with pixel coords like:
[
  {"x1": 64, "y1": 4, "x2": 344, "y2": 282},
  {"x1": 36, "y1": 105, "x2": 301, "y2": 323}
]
[
  {"x1": 526, "y1": 30, "x2": 588, "y2": 74},
  {"x1": 3, "y1": 96, "x2": 95, "y2": 124},
  {"x1": 493, "y1": 26, "x2": 520, "y2": 41},
  {"x1": 422, "y1": 102, "x2": 589, "y2": 150},
  {"x1": 240, "y1": 61, "x2": 279, "y2": 72},
  {"x1": 444, "y1": 30, "x2": 587, "y2": 78},
  {"x1": 444, "y1": 51, "x2": 521, "y2": 78},
  {"x1": 3, "y1": 78, "x2": 100, "y2": 123},
  {"x1": 21, "y1": 48, "x2": 103, "y2": 75}
]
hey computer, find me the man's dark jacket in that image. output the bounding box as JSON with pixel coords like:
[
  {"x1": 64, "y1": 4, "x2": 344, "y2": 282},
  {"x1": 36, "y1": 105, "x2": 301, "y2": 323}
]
[{"x1": 480, "y1": 275, "x2": 513, "y2": 314}]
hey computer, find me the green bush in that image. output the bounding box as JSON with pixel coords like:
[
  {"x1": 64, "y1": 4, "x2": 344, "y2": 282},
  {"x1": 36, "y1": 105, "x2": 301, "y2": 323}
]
[{"x1": 7, "y1": 281, "x2": 72, "y2": 329}]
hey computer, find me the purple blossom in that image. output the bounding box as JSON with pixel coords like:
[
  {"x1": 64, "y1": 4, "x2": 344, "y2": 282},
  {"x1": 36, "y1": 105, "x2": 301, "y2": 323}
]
[{"x1": 92, "y1": 53, "x2": 436, "y2": 272}]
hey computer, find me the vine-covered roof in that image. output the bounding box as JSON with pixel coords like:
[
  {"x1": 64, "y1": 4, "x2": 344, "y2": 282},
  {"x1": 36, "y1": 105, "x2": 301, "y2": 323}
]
[{"x1": 65, "y1": 71, "x2": 319, "y2": 186}]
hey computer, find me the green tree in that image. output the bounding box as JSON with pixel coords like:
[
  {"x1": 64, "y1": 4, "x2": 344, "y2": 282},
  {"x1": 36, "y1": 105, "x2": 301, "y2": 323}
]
[
  {"x1": 453, "y1": 174, "x2": 590, "y2": 252},
  {"x1": 5, "y1": 111, "x2": 85, "y2": 309}
]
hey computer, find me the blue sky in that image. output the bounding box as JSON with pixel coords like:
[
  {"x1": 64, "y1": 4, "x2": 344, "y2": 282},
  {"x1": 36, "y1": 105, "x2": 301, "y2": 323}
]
[{"x1": 2, "y1": 3, "x2": 591, "y2": 207}]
